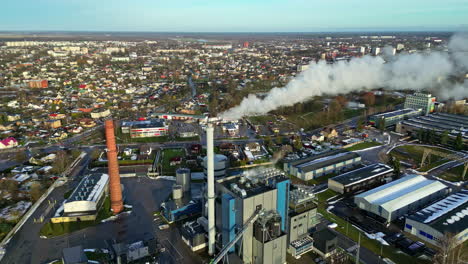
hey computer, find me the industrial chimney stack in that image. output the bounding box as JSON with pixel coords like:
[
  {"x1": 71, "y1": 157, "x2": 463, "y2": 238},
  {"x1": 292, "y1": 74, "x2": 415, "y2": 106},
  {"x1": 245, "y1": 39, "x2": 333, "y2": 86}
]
[
  {"x1": 105, "y1": 119, "x2": 124, "y2": 214},
  {"x1": 206, "y1": 123, "x2": 216, "y2": 256}
]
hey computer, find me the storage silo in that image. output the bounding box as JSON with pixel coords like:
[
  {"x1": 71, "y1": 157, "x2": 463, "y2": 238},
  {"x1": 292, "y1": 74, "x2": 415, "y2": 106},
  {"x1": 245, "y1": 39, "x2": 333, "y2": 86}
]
[{"x1": 176, "y1": 168, "x2": 191, "y2": 193}]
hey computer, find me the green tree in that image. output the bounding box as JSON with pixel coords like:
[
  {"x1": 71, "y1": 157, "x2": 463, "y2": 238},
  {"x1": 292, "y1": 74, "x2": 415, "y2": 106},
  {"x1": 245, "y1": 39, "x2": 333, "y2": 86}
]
[
  {"x1": 454, "y1": 133, "x2": 464, "y2": 151},
  {"x1": 440, "y1": 131, "x2": 449, "y2": 145},
  {"x1": 356, "y1": 116, "x2": 365, "y2": 132},
  {"x1": 378, "y1": 118, "x2": 386, "y2": 132},
  {"x1": 293, "y1": 136, "x2": 302, "y2": 150}
]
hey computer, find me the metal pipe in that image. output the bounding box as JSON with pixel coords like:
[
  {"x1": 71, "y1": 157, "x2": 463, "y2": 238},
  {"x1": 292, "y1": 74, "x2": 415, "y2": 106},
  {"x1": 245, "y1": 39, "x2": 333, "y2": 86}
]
[
  {"x1": 105, "y1": 120, "x2": 124, "y2": 214},
  {"x1": 207, "y1": 123, "x2": 216, "y2": 256}
]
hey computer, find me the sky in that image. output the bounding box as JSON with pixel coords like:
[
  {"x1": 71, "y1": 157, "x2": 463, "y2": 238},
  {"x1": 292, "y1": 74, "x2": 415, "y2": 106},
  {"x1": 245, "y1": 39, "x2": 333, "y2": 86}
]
[{"x1": 1, "y1": 0, "x2": 468, "y2": 32}]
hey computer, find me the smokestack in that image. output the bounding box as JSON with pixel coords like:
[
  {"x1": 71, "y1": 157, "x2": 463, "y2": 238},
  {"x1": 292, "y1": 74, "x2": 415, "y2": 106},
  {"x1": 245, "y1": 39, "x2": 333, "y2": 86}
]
[
  {"x1": 206, "y1": 123, "x2": 216, "y2": 256},
  {"x1": 105, "y1": 119, "x2": 124, "y2": 214}
]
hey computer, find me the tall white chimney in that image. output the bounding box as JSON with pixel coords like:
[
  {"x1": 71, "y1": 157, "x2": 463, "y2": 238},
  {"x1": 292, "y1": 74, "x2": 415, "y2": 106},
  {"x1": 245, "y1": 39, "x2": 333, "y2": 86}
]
[{"x1": 207, "y1": 123, "x2": 216, "y2": 256}]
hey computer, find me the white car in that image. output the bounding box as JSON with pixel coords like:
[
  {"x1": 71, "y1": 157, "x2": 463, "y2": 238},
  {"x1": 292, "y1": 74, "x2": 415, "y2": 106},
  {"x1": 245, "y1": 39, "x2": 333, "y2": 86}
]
[{"x1": 328, "y1": 223, "x2": 338, "y2": 229}]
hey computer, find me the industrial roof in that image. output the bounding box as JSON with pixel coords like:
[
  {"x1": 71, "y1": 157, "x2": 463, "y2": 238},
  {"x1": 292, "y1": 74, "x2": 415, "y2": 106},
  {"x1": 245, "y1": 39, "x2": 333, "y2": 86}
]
[
  {"x1": 401, "y1": 113, "x2": 468, "y2": 139},
  {"x1": 289, "y1": 150, "x2": 360, "y2": 173},
  {"x1": 219, "y1": 169, "x2": 288, "y2": 198},
  {"x1": 330, "y1": 163, "x2": 393, "y2": 186},
  {"x1": 408, "y1": 190, "x2": 468, "y2": 234},
  {"x1": 355, "y1": 174, "x2": 447, "y2": 212},
  {"x1": 67, "y1": 173, "x2": 109, "y2": 203},
  {"x1": 372, "y1": 108, "x2": 420, "y2": 119}
]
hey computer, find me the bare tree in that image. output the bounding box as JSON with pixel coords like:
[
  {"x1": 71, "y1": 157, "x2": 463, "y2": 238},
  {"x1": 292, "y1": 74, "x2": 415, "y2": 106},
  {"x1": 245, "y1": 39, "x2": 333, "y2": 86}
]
[
  {"x1": 29, "y1": 182, "x2": 43, "y2": 202},
  {"x1": 433, "y1": 233, "x2": 468, "y2": 264}
]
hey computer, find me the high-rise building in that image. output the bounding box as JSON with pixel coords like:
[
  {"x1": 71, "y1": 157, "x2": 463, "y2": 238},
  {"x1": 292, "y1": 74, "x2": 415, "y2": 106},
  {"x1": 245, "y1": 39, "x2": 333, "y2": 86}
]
[
  {"x1": 243, "y1": 41, "x2": 249, "y2": 48},
  {"x1": 404, "y1": 92, "x2": 436, "y2": 115},
  {"x1": 215, "y1": 168, "x2": 290, "y2": 264}
]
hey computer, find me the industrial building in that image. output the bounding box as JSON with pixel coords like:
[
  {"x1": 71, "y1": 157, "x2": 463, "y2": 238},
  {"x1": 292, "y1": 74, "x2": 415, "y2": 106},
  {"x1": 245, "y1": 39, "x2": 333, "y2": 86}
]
[
  {"x1": 160, "y1": 182, "x2": 203, "y2": 223},
  {"x1": 354, "y1": 174, "x2": 448, "y2": 222},
  {"x1": 404, "y1": 92, "x2": 435, "y2": 115},
  {"x1": 181, "y1": 220, "x2": 207, "y2": 251},
  {"x1": 128, "y1": 119, "x2": 168, "y2": 138},
  {"x1": 328, "y1": 163, "x2": 393, "y2": 194},
  {"x1": 52, "y1": 174, "x2": 109, "y2": 223},
  {"x1": 287, "y1": 187, "x2": 318, "y2": 258},
  {"x1": 369, "y1": 108, "x2": 421, "y2": 128},
  {"x1": 213, "y1": 168, "x2": 290, "y2": 264},
  {"x1": 111, "y1": 234, "x2": 157, "y2": 263},
  {"x1": 396, "y1": 113, "x2": 468, "y2": 143},
  {"x1": 283, "y1": 150, "x2": 361, "y2": 181},
  {"x1": 404, "y1": 190, "x2": 468, "y2": 246}
]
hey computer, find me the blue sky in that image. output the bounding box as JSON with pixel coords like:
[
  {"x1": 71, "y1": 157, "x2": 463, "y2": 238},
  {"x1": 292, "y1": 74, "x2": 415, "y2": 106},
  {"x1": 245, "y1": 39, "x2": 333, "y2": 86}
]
[{"x1": 1, "y1": 0, "x2": 468, "y2": 32}]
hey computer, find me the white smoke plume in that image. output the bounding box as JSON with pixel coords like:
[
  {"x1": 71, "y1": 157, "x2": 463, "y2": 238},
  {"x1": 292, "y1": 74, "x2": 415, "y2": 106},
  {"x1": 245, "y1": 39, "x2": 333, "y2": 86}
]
[{"x1": 220, "y1": 34, "x2": 468, "y2": 120}]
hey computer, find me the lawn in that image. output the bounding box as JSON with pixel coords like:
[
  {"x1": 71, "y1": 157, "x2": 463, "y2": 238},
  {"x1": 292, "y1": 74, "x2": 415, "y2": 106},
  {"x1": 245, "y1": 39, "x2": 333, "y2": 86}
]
[
  {"x1": 40, "y1": 196, "x2": 113, "y2": 237},
  {"x1": 160, "y1": 148, "x2": 186, "y2": 175},
  {"x1": 390, "y1": 145, "x2": 456, "y2": 168},
  {"x1": 175, "y1": 136, "x2": 200, "y2": 142},
  {"x1": 345, "y1": 141, "x2": 382, "y2": 151},
  {"x1": 316, "y1": 189, "x2": 339, "y2": 202},
  {"x1": 439, "y1": 164, "x2": 466, "y2": 182},
  {"x1": 307, "y1": 172, "x2": 337, "y2": 185},
  {"x1": 248, "y1": 115, "x2": 276, "y2": 125}
]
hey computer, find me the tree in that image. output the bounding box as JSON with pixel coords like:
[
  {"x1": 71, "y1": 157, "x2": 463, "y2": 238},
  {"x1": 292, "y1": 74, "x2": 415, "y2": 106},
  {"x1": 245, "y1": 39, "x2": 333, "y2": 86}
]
[
  {"x1": 362, "y1": 92, "x2": 375, "y2": 106},
  {"x1": 356, "y1": 116, "x2": 365, "y2": 132},
  {"x1": 454, "y1": 133, "x2": 463, "y2": 151},
  {"x1": 440, "y1": 131, "x2": 450, "y2": 145},
  {"x1": 388, "y1": 154, "x2": 401, "y2": 177},
  {"x1": 378, "y1": 118, "x2": 386, "y2": 132},
  {"x1": 433, "y1": 233, "x2": 468, "y2": 264},
  {"x1": 52, "y1": 150, "x2": 70, "y2": 174},
  {"x1": 293, "y1": 135, "x2": 302, "y2": 150},
  {"x1": 29, "y1": 182, "x2": 43, "y2": 202}
]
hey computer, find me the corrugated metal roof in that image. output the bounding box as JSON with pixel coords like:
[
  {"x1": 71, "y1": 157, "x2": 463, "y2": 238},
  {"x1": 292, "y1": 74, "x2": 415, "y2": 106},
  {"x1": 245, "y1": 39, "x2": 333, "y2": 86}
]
[{"x1": 356, "y1": 174, "x2": 447, "y2": 212}]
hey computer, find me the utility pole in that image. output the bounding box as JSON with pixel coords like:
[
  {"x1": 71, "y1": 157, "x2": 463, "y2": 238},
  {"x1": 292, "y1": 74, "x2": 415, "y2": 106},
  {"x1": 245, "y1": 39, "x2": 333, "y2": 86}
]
[{"x1": 356, "y1": 232, "x2": 361, "y2": 264}]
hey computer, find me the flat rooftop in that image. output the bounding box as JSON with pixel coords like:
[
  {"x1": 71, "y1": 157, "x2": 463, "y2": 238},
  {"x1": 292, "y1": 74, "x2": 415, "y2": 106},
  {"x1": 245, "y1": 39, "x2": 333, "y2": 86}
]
[
  {"x1": 290, "y1": 150, "x2": 360, "y2": 173},
  {"x1": 219, "y1": 168, "x2": 288, "y2": 199},
  {"x1": 372, "y1": 108, "x2": 420, "y2": 119},
  {"x1": 67, "y1": 173, "x2": 109, "y2": 203},
  {"x1": 329, "y1": 163, "x2": 393, "y2": 186},
  {"x1": 408, "y1": 190, "x2": 468, "y2": 234}
]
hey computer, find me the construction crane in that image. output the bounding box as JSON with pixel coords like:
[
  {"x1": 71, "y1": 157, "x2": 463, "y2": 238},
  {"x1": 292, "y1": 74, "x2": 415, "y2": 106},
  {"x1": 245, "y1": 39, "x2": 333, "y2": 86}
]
[{"x1": 210, "y1": 208, "x2": 262, "y2": 264}]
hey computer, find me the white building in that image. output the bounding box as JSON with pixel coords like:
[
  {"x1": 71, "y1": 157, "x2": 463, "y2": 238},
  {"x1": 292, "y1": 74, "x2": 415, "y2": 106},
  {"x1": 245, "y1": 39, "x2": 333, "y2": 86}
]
[
  {"x1": 53, "y1": 174, "x2": 109, "y2": 223},
  {"x1": 405, "y1": 190, "x2": 468, "y2": 246},
  {"x1": 354, "y1": 174, "x2": 448, "y2": 222}
]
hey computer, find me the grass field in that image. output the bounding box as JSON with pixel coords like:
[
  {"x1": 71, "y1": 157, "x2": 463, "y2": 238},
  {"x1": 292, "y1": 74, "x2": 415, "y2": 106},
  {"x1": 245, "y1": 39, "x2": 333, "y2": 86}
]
[
  {"x1": 316, "y1": 189, "x2": 339, "y2": 202},
  {"x1": 345, "y1": 141, "x2": 382, "y2": 151},
  {"x1": 161, "y1": 148, "x2": 186, "y2": 175},
  {"x1": 439, "y1": 164, "x2": 466, "y2": 182},
  {"x1": 390, "y1": 145, "x2": 455, "y2": 169},
  {"x1": 40, "y1": 196, "x2": 113, "y2": 237}
]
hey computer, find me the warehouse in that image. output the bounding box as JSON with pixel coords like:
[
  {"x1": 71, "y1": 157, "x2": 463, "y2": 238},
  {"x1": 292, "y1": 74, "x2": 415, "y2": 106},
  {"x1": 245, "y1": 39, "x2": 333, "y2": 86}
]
[
  {"x1": 396, "y1": 113, "x2": 468, "y2": 143},
  {"x1": 369, "y1": 108, "x2": 421, "y2": 128},
  {"x1": 354, "y1": 174, "x2": 448, "y2": 222},
  {"x1": 52, "y1": 174, "x2": 109, "y2": 223},
  {"x1": 328, "y1": 163, "x2": 393, "y2": 194},
  {"x1": 404, "y1": 190, "x2": 468, "y2": 246},
  {"x1": 284, "y1": 150, "x2": 361, "y2": 181}
]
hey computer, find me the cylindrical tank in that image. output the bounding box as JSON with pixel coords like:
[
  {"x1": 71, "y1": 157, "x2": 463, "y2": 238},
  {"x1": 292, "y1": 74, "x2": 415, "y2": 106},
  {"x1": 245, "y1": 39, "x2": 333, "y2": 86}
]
[
  {"x1": 203, "y1": 154, "x2": 228, "y2": 178},
  {"x1": 172, "y1": 185, "x2": 183, "y2": 200},
  {"x1": 105, "y1": 119, "x2": 124, "y2": 214},
  {"x1": 176, "y1": 168, "x2": 191, "y2": 192}
]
